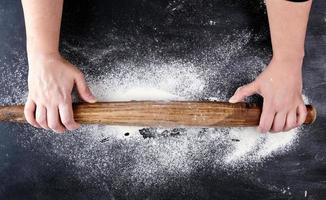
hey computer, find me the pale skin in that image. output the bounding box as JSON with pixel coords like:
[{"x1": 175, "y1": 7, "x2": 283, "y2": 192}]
[{"x1": 21, "y1": 0, "x2": 312, "y2": 133}]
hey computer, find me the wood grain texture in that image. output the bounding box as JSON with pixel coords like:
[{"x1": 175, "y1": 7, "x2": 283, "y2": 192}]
[{"x1": 0, "y1": 101, "x2": 317, "y2": 127}]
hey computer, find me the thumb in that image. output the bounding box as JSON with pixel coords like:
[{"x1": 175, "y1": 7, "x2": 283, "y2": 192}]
[
  {"x1": 75, "y1": 73, "x2": 97, "y2": 103},
  {"x1": 229, "y1": 81, "x2": 257, "y2": 103}
]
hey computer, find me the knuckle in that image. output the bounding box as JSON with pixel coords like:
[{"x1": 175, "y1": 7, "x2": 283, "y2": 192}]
[
  {"x1": 43, "y1": 90, "x2": 52, "y2": 100},
  {"x1": 273, "y1": 103, "x2": 282, "y2": 112},
  {"x1": 283, "y1": 98, "x2": 291, "y2": 106}
]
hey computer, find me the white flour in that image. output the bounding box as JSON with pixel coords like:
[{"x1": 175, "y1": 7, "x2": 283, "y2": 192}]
[
  {"x1": 10, "y1": 30, "x2": 305, "y2": 189},
  {"x1": 90, "y1": 84, "x2": 299, "y2": 165},
  {"x1": 60, "y1": 59, "x2": 302, "y2": 187}
]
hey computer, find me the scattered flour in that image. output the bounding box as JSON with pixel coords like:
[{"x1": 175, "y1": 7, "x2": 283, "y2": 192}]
[
  {"x1": 94, "y1": 87, "x2": 181, "y2": 101},
  {"x1": 66, "y1": 59, "x2": 302, "y2": 187},
  {"x1": 90, "y1": 83, "x2": 300, "y2": 167},
  {"x1": 5, "y1": 30, "x2": 305, "y2": 190},
  {"x1": 225, "y1": 127, "x2": 298, "y2": 165}
]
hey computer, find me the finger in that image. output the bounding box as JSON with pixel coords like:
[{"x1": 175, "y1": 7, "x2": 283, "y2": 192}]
[
  {"x1": 284, "y1": 110, "x2": 297, "y2": 132},
  {"x1": 271, "y1": 112, "x2": 287, "y2": 133},
  {"x1": 258, "y1": 100, "x2": 275, "y2": 133},
  {"x1": 35, "y1": 105, "x2": 49, "y2": 130},
  {"x1": 297, "y1": 103, "x2": 308, "y2": 126},
  {"x1": 229, "y1": 81, "x2": 257, "y2": 103},
  {"x1": 74, "y1": 72, "x2": 96, "y2": 103},
  {"x1": 24, "y1": 99, "x2": 40, "y2": 128},
  {"x1": 47, "y1": 106, "x2": 65, "y2": 133},
  {"x1": 59, "y1": 103, "x2": 80, "y2": 131}
]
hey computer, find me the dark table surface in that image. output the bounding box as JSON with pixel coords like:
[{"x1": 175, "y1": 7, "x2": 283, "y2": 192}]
[{"x1": 0, "y1": 0, "x2": 325, "y2": 199}]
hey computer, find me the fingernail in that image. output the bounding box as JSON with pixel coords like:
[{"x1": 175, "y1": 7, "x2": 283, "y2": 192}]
[
  {"x1": 74, "y1": 123, "x2": 81, "y2": 129},
  {"x1": 33, "y1": 124, "x2": 41, "y2": 129},
  {"x1": 89, "y1": 99, "x2": 97, "y2": 103},
  {"x1": 89, "y1": 95, "x2": 97, "y2": 103},
  {"x1": 229, "y1": 96, "x2": 237, "y2": 103}
]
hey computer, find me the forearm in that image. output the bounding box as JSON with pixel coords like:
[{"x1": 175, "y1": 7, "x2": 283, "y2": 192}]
[
  {"x1": 21, "y1": 1, "x2": 96, "y2": 133},
  {"x1": 266, "y1": 0, "x2": 312, "y2": 62},
  {"x1": 21, "y1": 0, "x2": 63, "y2": 58}
]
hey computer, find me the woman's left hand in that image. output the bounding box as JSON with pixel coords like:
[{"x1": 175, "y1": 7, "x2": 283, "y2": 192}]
[{"x1": 229, "y1": 57, "x2": 307, "y2": 133}]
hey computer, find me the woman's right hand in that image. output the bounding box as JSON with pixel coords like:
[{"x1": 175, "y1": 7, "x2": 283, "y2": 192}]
[{"x1": 24, "y1": 52, "x2": 96, "y2": 133}]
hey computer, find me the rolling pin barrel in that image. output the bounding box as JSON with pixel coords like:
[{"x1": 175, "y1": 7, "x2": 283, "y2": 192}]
[{"x1": 0, "y1": 101, "x2": 317, "y2": 127}]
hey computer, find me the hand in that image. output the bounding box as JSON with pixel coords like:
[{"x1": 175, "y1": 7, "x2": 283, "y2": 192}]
[
  {"x1": 229, "y1": 57, "x2": 307, "y2": 133},
  {"x1": 24, "y1": 52, "x2": 96, "y2": 133}
]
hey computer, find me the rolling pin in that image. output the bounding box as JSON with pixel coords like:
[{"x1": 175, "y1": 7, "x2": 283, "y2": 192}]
[{"x1": 0, "y1": 101, "x2": 317, "y2": 127}]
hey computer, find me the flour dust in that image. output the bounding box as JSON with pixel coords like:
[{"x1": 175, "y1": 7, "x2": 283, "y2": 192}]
[
  {"x1": 5, "y1": 30, "x2": 306, "y2": 190},
  {"x1": 11, "y1": 58, "x2": 305, "y2": 189},
  {"x1": 43, "y1": 58, "x2": 301, "y2": 188}
]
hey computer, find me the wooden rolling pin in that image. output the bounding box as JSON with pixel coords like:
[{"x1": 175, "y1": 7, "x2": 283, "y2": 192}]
[{"x1": 0, "y1": 101, "x2": 317, "y2": 127}]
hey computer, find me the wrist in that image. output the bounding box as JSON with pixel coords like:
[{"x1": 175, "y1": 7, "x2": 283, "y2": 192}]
[
  {"x1": 272, "y1": 50, "x2": 305, "y2": 63},
  {"x1": 268, "y1": 56, "x2": 303, "y2": 77},
  {"x1": 27, "y1": 50, "x2": 62, "y2": 68},
  {"x1": 272, "y1": 53, "x2": 304, "y2": 69},
  {"x1": 27, "y1": 46, "x2": 60, "y2": 56},
  {"x1": 26, "y1": 38, "x2": 60, "y2": 61},
  {"x1": 27, "y1": 48, "x2": 60, "y2": 60}
]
